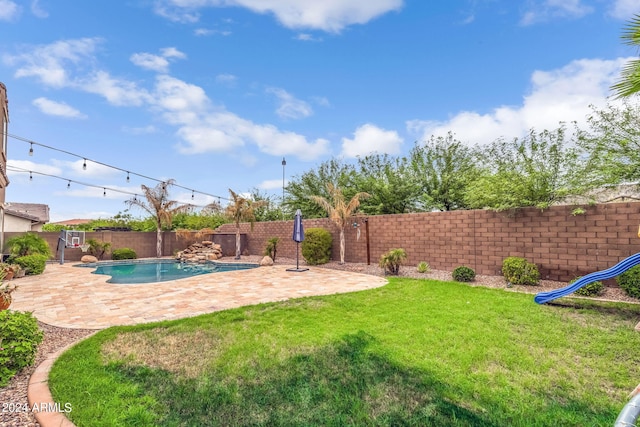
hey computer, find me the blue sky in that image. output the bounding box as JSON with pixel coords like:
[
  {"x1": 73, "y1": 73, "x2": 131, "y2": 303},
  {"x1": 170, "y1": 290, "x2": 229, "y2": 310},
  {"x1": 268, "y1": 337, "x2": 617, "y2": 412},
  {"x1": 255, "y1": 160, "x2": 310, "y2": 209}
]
[{"x1": 1, "y1": 0, "x2": 639, "y2": 222}]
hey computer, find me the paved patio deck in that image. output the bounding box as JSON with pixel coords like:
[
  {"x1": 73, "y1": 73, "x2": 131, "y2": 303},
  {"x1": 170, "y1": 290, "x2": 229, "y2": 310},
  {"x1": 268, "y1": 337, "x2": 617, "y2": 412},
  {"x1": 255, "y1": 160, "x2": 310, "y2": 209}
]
[{"x1": 10, "y1": 262, "x2": 388, "y2": 329}]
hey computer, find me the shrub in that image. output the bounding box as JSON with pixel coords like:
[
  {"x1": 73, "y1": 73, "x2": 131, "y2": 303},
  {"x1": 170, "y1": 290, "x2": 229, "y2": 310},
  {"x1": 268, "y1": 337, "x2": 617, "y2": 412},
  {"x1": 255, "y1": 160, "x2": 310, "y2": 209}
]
[
  {"x1": 617, "y1": 265, "x2": 640, "y2": 299},
  {"x1": 417, "y1": 261, "x2": 430, "y2": 273},
  {"x1": 301, "y1": 228, "x2": 332, "y2": 265},
  {"x1": 263, "y1": 237, "x2": 280, "y2": 262},
  {"x1": 4, "y1": 233, "x2": 51, "y2": 258},
  {"x1": 570, "y1": 277, "x2": 605, "y2": 297},
  {"x1": 112, "y1": 248, "x2": 137, "y2": 260},
  {"x1": 502, "y1": 256, "x2": 540, "y2": 286},
  {"x1": 452, "y1": 266, "x2": 476, "y2": 282},
  {"x1": 379, "y1": 249, "x2": 407, "y2": 275},
  {"x1": 14, "y1": 254, "x2": 48, "y2": 275},
  {"x1": 0, "y1": 310, "x2": 43, "y2": 387},
  {"x1": 87, "y1": 238, "x2": 112, "y2": 260}
]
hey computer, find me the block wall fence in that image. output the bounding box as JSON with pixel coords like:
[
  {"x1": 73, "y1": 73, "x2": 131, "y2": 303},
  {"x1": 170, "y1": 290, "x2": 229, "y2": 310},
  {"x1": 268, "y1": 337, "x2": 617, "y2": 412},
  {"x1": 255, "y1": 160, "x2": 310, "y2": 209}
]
[{"x1": 9, "y1": 202, "x2": 640, "y2": 282}]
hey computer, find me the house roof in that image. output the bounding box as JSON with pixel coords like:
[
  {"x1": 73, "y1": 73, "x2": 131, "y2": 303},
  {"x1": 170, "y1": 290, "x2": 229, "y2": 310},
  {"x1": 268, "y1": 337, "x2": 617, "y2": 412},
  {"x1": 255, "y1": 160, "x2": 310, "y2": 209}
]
[
  {"x1": 50, "y1": 218, "x2": 93, "y2": 226},
  {"x1": 5, "y1": 203, "x2": 50, "y2": 224}
]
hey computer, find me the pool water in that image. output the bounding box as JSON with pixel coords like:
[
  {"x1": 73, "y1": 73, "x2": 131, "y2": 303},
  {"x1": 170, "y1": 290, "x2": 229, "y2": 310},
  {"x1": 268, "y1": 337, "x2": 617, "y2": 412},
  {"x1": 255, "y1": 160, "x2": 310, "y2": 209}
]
[{"x1": 82, "y1": 260, "x2": 257, "y2": 284}]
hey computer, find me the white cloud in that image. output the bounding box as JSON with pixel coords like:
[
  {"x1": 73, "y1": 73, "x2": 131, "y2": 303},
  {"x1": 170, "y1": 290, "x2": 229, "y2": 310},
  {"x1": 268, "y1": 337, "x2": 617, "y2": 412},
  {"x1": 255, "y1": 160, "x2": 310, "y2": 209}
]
[
  {"x1": 30, "y1": 0, "x2": 48, "y2": 18},
  {"x1": 130, "y1": 53, "x2": 170, "y2": 73},
  {"x1": 7, "y1": 160, "x2": 61, "y2": 176},
  {"x1": 295, "y1": 33, "x2": 322, "y2": 42},
  {"x1": 609, "y1": 0, "x2": 640, "y2": 20},
  {"x1": 122, "y1": 125, "x2": 157, "y2": 135},
  {"x1": 407, "y1": 57, "x2": 631, "y2": 145},
  {"x1": 521, "y1": 0, "x2": 593, "y2": 25},
  {"x1": 266, "y1": 87, "x2": 313, "y2": 119},
  {"x1": 130, "y1": 47, "x2": 186, "y2": 73},
  {"x1": 80, "y1": 71, "x2": 151, "y2": 106},
  {"x1": 4, "y1": 38, "x2": 102, "y2": 87},
  {"x1": 0, "y1": 0, "x2": 20, "y2": 21},
  {"x1": 32, "y1": 97, "x2": 87, "y2": 119},
  {"x1": 154, "y1": 0, "x2": 404, "y2": 32},
  {"x1": 215, "y1": 73, "x2": 237, "y2": 85},
  {"x1": 341, "y1": 123, "x2": 403, "y2": 158},
  {"x1": 258, "y1": 179, "x2": 288, "y2": 190}
]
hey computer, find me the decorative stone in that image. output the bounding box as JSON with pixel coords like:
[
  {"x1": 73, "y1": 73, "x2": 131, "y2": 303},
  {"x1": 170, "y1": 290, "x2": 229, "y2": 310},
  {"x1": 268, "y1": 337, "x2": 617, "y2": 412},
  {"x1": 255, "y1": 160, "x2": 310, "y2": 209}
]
[
  {"x1": 260, "y1": 256, "x2": 274, "y2": 266},
  {"x1": 81, "y1": 255, "x2": 98, "y2": 263},
  {"x1": 202, "y1": 240, "x2": 213, "y2": 246}
]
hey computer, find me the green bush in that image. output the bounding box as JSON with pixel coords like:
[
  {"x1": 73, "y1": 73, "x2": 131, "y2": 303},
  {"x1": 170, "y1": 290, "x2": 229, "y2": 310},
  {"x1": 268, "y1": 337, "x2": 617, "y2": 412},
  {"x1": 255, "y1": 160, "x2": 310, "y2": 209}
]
[
  {"x1": 617, "y1": 265, "x2": 640, "y2": 299},
  {"x1": 0, "y1": 310, "x2": 43, "y2": 387},
  {"x1": 379, "y1": 248, "x2": 407, "y2": 275},
  {"x1": 14, "y1": 254, "x2": 48, "y2": 275},
  {"x1": 502, "y1": 256, "x2": 540, "y2": 286},
  {"x1": 301, "y1": 228, "x2": 332, "y2": 265},
  {"x1": 571, "y1": 277, "x2": 605, "y2": 297},
  {"x1": 112, "y1": 248, "x2": 137, "y2": 260},
  {"x1": 417, "y1": 261, "x2": 430, "y2": 273},
  {"x1": 4, "y1": 233, "x2": 51, "y2": 257},
  {"x1": 452, "y1": 266, "x2": 476, "y2": 282}
]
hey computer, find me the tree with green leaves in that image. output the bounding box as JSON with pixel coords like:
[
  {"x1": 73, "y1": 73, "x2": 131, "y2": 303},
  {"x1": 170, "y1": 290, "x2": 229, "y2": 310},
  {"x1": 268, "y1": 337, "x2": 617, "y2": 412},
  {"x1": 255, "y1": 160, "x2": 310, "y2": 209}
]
[
  {"x1": 353, "y1": 154, "x2": 421, "y2": 215},
  {"x1": 248, "y1": 188, "x2": 286, "y2": 222},
  {"x1": 611, "y1": 14, "x2": 640, "y2": 98},
  {"x1": 578, "y1": 102, "x2": 640, "y2": 186},
  {"x1": 409, "y1": 132, "x2": 481, "y2": 211},
  {"x1": 225, "y1": 189, "x2": 268, "y2": 259},
  {"x1": 309, "y1": 183, "x2": 369, "y2": 264},
  {"x1": 126, "y1": 179, "x2": 191, "y2": 257},
  {"x1": 465, "y1": 126, "x2": 587, "y2": 211},
  {"x1": 285, "y1": 158, "x2": 355, "y2": 218}
]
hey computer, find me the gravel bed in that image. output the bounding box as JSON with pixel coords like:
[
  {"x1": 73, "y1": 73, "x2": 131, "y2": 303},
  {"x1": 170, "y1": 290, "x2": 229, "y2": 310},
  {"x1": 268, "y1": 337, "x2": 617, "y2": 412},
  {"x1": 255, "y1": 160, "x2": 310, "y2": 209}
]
[{"x1": 1, "y1": 257, "x2": 637, "y2": 426}]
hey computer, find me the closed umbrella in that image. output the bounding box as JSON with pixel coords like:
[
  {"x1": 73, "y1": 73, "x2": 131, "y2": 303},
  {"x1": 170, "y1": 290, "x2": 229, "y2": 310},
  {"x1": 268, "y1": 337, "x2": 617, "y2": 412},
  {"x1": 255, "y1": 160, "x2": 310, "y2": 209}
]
[{"x1": 287, "y1": 209, "x2": 309, "y2": 272}]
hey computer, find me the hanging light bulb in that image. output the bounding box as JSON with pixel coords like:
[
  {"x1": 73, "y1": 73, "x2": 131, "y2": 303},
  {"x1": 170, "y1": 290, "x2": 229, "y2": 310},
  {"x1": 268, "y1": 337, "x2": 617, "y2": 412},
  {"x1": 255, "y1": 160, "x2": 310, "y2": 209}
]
[
  {"x1": 83, "y1": 159, "x2": 87, "y2": 170},
  {"x1": 103, "y1": 188, "x2": 106, "y2": 197},
  {"x1": 67, "y1": 180, "x2": 71, "y2": 189},
  {"x1": 133, "y1": 194, "x2": 138, "y2": 202},
  {"x1": 29, "y1": 143, "x2": 34, "y2": 156},
  {"x1": 191, "y1": 190, "x2": 194, "y2": 200},
  {"x1": 126, "y1": 172, "x2": 130, "y2": 183},
  {"x1": 29, "y1": 171, "x2": 33, "y2": 181}
]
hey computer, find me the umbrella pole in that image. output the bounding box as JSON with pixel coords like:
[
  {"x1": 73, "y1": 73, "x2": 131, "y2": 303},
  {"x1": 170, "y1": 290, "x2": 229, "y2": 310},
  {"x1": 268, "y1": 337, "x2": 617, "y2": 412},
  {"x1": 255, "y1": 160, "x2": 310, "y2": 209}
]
[{"x1": 296, "y1": 242, "x2": 300, "y2": 269}]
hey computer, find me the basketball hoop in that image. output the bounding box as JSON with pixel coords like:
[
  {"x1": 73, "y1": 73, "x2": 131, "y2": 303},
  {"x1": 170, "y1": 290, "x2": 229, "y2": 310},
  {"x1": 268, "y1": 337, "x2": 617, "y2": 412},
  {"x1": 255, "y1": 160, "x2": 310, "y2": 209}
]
[{"x1": 79, "y1": 244, "x2": 90, "y2": 253}]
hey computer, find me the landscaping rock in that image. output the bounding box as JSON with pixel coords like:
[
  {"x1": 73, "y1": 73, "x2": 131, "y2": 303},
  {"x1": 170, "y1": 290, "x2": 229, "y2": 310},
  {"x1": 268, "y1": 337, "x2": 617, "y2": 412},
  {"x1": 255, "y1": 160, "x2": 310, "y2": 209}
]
[
  {"x1": 80, "y1": 255, "x2": 98, "y2": 263},
  {"x1": 176, "y1": 242, "x2": 223, "y2": 263},
  {"x1": 260, "y1": 256, "x2": 274, "y2": 266}
]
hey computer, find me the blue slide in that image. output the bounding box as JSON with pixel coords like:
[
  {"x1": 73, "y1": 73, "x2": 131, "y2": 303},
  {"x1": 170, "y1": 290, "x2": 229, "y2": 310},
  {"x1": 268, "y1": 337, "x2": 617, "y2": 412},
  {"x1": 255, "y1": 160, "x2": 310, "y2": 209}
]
[{"x1": 534, "y1": 252, "x2": 640, "y2": 304}]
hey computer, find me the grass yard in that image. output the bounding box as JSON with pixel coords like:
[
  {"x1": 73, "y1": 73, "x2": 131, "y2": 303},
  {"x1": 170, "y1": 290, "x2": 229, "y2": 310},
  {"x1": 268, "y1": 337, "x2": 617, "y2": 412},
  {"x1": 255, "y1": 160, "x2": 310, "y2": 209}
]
[{"x1": 49, "y1": 277, "x2": 640, "y2": 426}]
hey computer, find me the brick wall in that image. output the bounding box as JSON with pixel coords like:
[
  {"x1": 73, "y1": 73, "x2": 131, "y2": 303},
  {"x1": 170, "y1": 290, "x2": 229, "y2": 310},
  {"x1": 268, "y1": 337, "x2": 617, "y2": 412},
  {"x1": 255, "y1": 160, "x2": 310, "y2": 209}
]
[
  {"x1": 217, "y1": 203, "x2": 640, "y2": 282},
  {"x1": 10, "y1": 202, "x2": 640, "y2": 281}
]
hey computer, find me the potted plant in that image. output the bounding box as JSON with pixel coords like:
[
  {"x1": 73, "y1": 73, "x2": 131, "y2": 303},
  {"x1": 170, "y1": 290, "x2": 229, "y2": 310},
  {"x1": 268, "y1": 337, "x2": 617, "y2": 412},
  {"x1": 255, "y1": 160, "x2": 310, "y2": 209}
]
[{"x1": 0, "y1": 281, "x2": 17, "y2": 310}]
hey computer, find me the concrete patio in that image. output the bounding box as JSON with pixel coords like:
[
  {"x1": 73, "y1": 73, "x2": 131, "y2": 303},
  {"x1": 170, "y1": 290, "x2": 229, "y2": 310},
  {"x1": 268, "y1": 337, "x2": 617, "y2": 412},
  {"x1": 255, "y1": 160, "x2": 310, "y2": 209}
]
[{"x1": 10, "y1": 261, "x2": 388, "y2": 329}]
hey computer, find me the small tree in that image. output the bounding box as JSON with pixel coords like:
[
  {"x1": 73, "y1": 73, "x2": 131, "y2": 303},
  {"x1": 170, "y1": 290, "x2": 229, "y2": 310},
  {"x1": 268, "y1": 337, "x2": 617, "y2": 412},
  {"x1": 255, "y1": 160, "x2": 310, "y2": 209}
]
[
  {"x1": 225, "y1": 189, "x2": 267, "y2": 259},
  {"x1": 309, "y1": 183, "x2": 369, "y2": 264},
  {"x1": 125, "y1": 179, "x2": 190, "y2": 257}
]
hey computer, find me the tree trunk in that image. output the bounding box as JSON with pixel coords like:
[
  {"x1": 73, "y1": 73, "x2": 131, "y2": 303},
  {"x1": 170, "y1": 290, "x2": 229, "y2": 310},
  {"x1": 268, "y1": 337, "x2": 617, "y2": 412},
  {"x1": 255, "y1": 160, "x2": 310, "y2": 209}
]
[
  {"x1": 339, "y1": 228, "x2": 345, "y2": 264},
  {"x1": 156, "y1": 227, "x2": 163, "y2": 257},
  {"x1": 235, "y1": 227, "x2": 241, "y2": 259}
]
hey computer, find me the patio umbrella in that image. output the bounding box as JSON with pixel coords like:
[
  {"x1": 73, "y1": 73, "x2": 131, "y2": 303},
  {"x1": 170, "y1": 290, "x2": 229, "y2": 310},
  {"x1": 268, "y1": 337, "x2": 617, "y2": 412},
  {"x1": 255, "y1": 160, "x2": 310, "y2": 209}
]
[{"x1": 287, "y1": 209, "x2": 309, "y2": 272}]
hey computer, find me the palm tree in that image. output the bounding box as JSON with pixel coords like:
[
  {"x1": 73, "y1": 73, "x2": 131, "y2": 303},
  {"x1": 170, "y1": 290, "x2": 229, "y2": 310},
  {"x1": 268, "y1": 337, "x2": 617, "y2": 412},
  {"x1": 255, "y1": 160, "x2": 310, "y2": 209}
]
[
  {"x1": 612, "y1": 14, "x2": 640, "y2": 98},
  {"x1": 126, "y1": 179, "x2": 190, "y2": 257},
  {"x1": 309, "y1": 183, "x2": 369, "y2": 264},
  {"x1": 225, "y1": 189, "x2": 267, "y2": 259}
]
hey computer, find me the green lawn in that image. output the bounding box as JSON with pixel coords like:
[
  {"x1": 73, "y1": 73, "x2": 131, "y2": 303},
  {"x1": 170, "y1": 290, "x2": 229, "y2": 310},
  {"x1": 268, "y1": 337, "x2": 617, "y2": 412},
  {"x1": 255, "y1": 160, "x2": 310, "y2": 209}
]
[{"x1": 49, "y1": 278, "x2": 640, "y2": 426}]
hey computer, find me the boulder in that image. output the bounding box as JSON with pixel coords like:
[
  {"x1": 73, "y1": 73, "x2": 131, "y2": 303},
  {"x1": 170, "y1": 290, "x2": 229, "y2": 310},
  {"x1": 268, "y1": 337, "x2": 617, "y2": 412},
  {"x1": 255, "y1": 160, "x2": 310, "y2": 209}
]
[
  {"x1": 81, "y1": 255, "x2": 98, "y2": 263},
  {"x1": 260, "y1": 256, "x2": 274, "y2": 266}
]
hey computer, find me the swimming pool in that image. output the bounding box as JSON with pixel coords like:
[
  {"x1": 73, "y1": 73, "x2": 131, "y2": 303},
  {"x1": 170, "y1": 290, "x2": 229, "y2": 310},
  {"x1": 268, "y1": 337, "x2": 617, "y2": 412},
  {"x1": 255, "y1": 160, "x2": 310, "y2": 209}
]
[{"x1": 77, "y1": 259, "x2": 258, "y2": 284}]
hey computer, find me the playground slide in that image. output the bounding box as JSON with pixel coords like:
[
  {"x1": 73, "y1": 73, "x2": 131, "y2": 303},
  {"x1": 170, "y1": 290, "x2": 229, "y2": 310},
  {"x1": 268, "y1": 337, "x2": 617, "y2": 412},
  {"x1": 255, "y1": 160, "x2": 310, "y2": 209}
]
[{"x1": 534, "y1": 252, "x2": 640, "y2": 304}]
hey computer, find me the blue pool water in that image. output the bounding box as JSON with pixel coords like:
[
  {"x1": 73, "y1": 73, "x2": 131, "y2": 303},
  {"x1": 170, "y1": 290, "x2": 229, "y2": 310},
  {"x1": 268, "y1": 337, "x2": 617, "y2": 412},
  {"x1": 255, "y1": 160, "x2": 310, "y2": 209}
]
[{"x1": 78, "y1": 259, "x2": 258, "y2": 284}]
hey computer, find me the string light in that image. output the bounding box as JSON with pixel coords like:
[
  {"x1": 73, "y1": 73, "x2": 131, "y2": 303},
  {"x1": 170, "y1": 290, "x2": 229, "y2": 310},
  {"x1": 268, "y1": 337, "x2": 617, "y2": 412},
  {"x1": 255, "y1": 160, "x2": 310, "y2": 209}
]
[
  {"x1": 4, "y1": 131, "x2": 230, "y2": 202},
  {"x1": 191, "y1": 190, "x2": 194, "y2": 200},
  {"x1": 29, "y1": 171, "x2": 32, "y2": 181},
  {"x1": 103, "y1": 188, "x2": 106, "y2": 197},
  {"x1": 67, "y1": 180, "x2": 71, "y2": 189}
]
